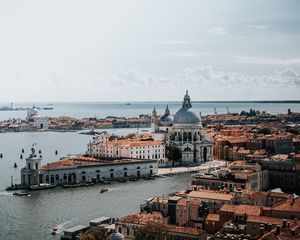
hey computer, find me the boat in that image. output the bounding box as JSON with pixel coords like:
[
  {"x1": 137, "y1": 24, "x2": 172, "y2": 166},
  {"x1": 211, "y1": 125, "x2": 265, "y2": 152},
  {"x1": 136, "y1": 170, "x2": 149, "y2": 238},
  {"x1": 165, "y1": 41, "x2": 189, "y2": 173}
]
[
  {"x1": 14, "y1": 163, "x2": 17, "y2": 168},
  {"x1": 62, "y1": 183, "x2": 82, "y2": 188},
  {"x1": 13, "y1": 192, "x2": 30, "y2": 197},
  {"x1": 43, "y1": 107, "x2": 53, "y2": 110},
  {"x1": 100, "y1": 188, "x2": 108, "y2": 193},
  {"x1": 117, "y1": 178, "x2": 127, "y2": 183},
  {"x1": 125, "y1": 103, "x2": 131, "y2": 105},
  {"x1": 28, "y1": 183, "x2": 56, "y2": 191},
  {"x1": 100, "y1": 179, "x2": 111, "y2": 185},
  {"x1": 51, "y1": 225, "x2": 60, "y2": 235},
  {"x1": 129, "y1": 177, "x2": 138, "y2": 181}
]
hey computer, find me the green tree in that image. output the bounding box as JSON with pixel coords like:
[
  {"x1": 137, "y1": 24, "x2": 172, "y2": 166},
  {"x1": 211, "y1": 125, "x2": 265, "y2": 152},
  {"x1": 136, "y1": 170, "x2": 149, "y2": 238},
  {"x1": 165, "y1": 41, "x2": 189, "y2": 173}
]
[
  {"x1": 134, "y1": 222, "x2": 168, "y2": 240},
  {"x1": 166, "y1": 145, "x2": 181, "y2": 166},
  {"x1": 80, "y1": 227, "x2": 108, "y2": 240}
]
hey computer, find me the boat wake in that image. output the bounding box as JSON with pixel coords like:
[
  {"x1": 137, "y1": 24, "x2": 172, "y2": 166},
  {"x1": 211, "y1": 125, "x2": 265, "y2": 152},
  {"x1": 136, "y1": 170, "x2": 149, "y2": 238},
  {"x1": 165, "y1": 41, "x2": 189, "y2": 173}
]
[
  {"x1": 49, "y1": 220, "x2": 73, "y2": 235},
  {"x1": 0, "y1": 191, "x2": 11, "y2": 196}
]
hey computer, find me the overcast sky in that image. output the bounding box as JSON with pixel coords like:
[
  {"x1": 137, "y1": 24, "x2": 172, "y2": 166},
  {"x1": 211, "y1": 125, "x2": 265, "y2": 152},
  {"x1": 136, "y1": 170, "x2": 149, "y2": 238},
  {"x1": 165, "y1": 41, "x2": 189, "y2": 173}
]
[{"x1": 0, "y1": 0, "x2": 300, "y2": 102}]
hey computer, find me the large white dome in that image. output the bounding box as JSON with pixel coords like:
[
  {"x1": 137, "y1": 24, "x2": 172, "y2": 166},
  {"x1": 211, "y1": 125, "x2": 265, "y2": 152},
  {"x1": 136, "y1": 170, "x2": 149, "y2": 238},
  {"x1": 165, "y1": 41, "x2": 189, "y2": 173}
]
[{"x1": 174, "y1": 108, "x2": 200, "y2": 124}]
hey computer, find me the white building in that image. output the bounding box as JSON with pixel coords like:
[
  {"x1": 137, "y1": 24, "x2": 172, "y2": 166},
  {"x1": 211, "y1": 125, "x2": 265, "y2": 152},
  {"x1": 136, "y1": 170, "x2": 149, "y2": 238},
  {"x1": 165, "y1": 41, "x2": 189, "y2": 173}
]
[
  {"x1": 21, "y1": 145, "x2": 158, "y2": 187},
  {"x1": 87, "y1": 135, "x2": 167, "y2": 166},
  {"x1": 27, "y1": 106, "x2": 49, "y2": 129},
  {"x1": 151, "y1": 91, "x2": 213, "y2": 166}
]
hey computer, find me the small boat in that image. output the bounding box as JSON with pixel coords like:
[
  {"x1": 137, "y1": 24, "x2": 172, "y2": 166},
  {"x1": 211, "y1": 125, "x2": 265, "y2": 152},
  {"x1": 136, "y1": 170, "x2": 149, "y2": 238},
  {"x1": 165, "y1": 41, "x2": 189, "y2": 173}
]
[
  {"x1": 14, "y1": 163, "x2": 17, "y2": 168},
  {"x1": 125, "y1": 103, "x2": 131, "y2": 105},
  {"x1": 100, "y1": 179, "x2": 111, "y2": 185},
  {"x1": 13, "y1": 192, "x2": 30, "y2": 197},
  {"x1": 0, "y1": 153, "x2": 3, "y2": 158},
  {"x1": 20, "y1": 154, "x2": 23, "y2": 159},
  {"x1": 129, "y1": 177, "x2": 138, "y2": 181},
  {"x1": 100, "y1": 188, "x2": 108, "y2": 193},
  {"x1": 62, "y1": 183, "x2": 82, "y2": 188},
  {"x1": 117, "y1": 178, "x2": 127, "y2": 183},
  {"x1": 51, "y1": 225, "x2": 60, "y2": 235},
  {"x1": 55, "y1": 150, "x2": 58, "y2": 155},
  {"x1": 28, "y1": 183, "x2": 56, "y2": 191}
]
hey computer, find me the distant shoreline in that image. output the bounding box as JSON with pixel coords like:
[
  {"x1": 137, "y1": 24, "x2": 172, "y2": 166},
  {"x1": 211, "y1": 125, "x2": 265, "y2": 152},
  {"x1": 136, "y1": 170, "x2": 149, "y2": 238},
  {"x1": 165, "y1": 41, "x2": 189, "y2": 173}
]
[{"x1": 1, "y1": 100, "x2": 300, "y2": 105}]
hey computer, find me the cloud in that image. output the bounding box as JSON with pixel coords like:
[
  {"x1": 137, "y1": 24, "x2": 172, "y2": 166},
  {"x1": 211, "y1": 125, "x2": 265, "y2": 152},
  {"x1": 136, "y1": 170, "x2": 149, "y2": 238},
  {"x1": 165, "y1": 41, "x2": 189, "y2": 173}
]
[
  {"x1": 235, "y1": 56, "x2": 300, "y2": 65},
  {"x1": 207, "y1": 27, "x2": 228, "y2": 35},
  {"x1": 154, "y1": 40, "x2": 190, "y2": 45},
  {"x1": 245, "y1": 24, "x2": 268, "y2": 30},
  {"x1": 160, "y1": 51, "x2": 209, "y2": 57},
  {"x1": 100, "y1": 66, "x2": 300, "y2": 88}
]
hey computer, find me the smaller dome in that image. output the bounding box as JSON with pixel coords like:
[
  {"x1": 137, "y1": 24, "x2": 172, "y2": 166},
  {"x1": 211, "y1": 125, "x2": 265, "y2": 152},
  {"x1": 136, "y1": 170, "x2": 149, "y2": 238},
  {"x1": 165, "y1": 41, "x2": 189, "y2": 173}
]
[
  {"x1": 108, "y1": 232, "x2": 124, "y2": 240},
  {"x1": 159, "y1": 115, "x2": 173, "y2": 126}
]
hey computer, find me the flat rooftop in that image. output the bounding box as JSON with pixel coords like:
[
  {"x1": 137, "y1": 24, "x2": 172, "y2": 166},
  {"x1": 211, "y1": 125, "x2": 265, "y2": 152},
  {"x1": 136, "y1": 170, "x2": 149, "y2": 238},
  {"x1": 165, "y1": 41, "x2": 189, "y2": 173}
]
[
  {"x1": 63, "y1": 225, "x2": 88, "y2": 233},
  {"x1": 42, "y1": 155, "x2": 156, "y2": 170}
]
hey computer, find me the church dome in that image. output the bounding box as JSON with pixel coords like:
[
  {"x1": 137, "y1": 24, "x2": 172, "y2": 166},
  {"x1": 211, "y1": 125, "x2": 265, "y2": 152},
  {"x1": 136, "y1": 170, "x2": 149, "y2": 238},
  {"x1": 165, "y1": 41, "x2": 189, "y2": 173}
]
[
  {"x1": 159, "y1": 115, "x2": 173, "y2": 126},
  {"x1": 108, "y1": 232, "x2": 124, "y2": 240},
  {"x1": 173, "y1": 91, "x2": 201, "y2": 125},
  {"x1": 174, "y1": 108, "x2": 200, "y2": 124},
  {"x1": 159, "y1": 105, "x2": 173, "y2": 126}
]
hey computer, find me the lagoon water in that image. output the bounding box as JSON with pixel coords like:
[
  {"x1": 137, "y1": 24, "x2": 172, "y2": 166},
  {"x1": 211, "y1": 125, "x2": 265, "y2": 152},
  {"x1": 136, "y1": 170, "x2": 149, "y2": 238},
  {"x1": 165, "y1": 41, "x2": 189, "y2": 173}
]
[{"x1": 1, "y1": 101, "x2": 300, "y2": 120}]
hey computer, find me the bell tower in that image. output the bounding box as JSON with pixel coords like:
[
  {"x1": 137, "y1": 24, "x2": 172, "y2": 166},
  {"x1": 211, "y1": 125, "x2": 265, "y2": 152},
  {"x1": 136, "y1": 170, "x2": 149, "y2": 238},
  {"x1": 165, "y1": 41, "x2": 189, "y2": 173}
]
[
  {"x1": 151, "y1": 107, "x2": 159, "y2": 133},
  {"x1": 21, "y1": 144, "x2": 43, "y2": 186}
]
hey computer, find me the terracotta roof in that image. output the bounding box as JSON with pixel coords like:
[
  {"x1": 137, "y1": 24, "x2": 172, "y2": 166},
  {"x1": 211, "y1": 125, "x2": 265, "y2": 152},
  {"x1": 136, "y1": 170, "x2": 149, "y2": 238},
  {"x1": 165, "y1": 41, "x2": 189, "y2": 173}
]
[
  {"x1": 118, "y1": 212, "x2": 164, "y2": 225},
  {"x1": 247, "y1": 216, "x2": 287, "y2": 225},
  {"x1": 272, "y1": 198, "x2": 300, "y2": 212},
  {"x1": 165, "y1": 225, "x2": 205, "y2": 236},
  {"x1": 42, "y1": 155, "x2": 155, "y2": 170},
  {"x1": 188, "y1": 191, "x2": 234, "y2": 202},
  {"x1": 99, "y1": 139, "x2": 163, "y2": 148},
  {"x1": 220, "y1": 204, "x2": 262, "y2": 216},
  {"x1": 177, "y1": 197, "x2": 187, "y2": 206},
  {"x1": 206, "y1": 214, "x2": 220, "y2": 222}
]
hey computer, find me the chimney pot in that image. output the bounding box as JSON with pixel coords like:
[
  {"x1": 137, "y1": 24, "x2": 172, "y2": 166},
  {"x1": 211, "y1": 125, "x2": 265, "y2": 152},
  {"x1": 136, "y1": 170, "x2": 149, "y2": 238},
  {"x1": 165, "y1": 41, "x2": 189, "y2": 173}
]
[
  {"x1": 283, "y1": 219, "x2": 287, "y2": 228},
  {"x1": 275, "y1": 225, "x2": 280, "y2": 235}
]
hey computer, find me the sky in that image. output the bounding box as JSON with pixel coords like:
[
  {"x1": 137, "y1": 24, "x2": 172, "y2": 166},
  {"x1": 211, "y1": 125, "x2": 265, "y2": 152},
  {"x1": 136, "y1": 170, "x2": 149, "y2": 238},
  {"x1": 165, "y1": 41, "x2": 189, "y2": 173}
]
[{"x1": 0, "y1": 0, "x2": 300, "y2": 102}]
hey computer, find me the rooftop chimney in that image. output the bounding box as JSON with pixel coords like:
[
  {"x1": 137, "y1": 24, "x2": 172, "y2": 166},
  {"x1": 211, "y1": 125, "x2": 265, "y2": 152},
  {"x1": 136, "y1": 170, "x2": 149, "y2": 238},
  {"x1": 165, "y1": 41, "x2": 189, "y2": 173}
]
[
  {"x1": 283, "y1": 219, "x2": 287, "y2": 228},
  {"x1": 275, "y1": 225, "x2": 280, "y2": 235}
]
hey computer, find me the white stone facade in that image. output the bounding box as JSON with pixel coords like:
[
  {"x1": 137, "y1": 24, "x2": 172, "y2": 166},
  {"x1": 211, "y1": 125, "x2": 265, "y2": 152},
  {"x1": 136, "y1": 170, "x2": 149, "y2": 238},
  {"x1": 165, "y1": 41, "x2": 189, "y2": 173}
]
[
  {"x1": 21, "y1": 146, "x2": 158, "y2": 186},
  {"x1": 151, "y1": 91, "x2": 213, "y2": 166},
  {"x1": 87, "y1": 137, "x2": 166, "y2": 166}
]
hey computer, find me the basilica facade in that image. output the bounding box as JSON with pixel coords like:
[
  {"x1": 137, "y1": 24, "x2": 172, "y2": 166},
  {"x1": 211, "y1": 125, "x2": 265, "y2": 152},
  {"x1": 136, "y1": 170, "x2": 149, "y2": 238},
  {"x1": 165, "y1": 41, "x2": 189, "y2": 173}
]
[{"x1": 151, "y1": 91, "x2": 213, "y2": 166}]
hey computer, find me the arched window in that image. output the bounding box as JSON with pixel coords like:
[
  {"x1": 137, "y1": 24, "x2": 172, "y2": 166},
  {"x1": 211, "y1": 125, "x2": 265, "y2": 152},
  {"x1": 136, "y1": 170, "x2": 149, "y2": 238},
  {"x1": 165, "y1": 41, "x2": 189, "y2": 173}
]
[
  {"x1": 150, "y1": 165, "x2": 153, "y2": 168},
  {"x1": 188, "y1": 132, "x2": 192, "y2": 141},
  {"x1": 184, "y1": 147, "x2": 192, "y2": 151},
  {"x1": 96, "y1": 170, "x2": 100, "y2": 173},
  {"x1": 137, "y1": 167, "x2": 141, "y2": 169},
  {"x1": 183, "y1": 132, "x2": 187, "y2": 141},
  {"x1": 123, "y1": 168, "x2": 127, "y2": 171},
  {"x1": 81, "y1": 171, "x2": 86, "y2": 174},
  {"x1": 110, "y1": 169, "x2": 114, "y2": 172}
]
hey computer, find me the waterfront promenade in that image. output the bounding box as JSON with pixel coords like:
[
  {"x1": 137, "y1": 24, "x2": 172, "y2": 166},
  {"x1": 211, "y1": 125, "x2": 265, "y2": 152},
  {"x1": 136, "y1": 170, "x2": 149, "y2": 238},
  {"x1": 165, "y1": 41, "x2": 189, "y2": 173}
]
[{"x1": 157, "y1": 160, "x2": 225, "y2": 175}]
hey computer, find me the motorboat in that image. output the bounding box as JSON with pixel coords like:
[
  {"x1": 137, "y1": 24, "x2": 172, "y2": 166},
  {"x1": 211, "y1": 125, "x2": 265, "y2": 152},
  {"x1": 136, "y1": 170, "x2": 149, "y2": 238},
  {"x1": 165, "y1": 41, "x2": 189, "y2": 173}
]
[
  {"x1": 51, "y1": 225, "x2": 60, "y2": 235},
  {"x1": 28, "y1": 183, "x2": 56, "y2": 191},
  {"x1": 13, "y1": 192, "x2": 30, "y2": 197},
  {"x1": 100, "y1": 188, "x2": 108, "y2": 193}
]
